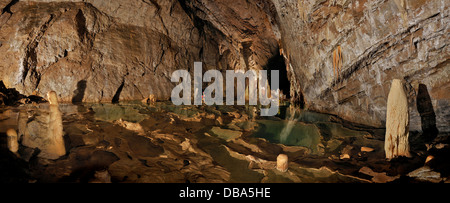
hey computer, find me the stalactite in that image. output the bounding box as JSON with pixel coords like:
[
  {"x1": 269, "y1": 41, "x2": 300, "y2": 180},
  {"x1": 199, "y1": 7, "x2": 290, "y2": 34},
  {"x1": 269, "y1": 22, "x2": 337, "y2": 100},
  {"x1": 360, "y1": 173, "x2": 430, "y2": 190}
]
[{"x1": 332, "y1": 46, "x2": 343, "y2": 82}]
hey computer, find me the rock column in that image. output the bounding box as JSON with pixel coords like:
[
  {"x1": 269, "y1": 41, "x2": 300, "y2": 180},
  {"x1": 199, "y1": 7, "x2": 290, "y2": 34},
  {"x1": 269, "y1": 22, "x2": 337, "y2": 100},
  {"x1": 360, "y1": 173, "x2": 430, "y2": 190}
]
[
  {"x1": 385, "y1": 79, "x2": 411, "y2": 160},
  {"x1": 46, "y1": 91, "x2": 66, "y2": 159}
]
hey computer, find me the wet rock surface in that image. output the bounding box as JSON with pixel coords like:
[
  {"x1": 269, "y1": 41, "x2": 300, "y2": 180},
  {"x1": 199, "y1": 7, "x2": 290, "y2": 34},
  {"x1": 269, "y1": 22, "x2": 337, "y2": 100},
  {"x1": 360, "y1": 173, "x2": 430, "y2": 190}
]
[
  {"x1": 0, "y1": 0, "x2": 449, "y2": 183},
  {"x1": 1, "y1": 101, "x2": 449, "y2": 183},
  {"x1": 0, "y1": 81, "x2": 45, "y2": 106}
]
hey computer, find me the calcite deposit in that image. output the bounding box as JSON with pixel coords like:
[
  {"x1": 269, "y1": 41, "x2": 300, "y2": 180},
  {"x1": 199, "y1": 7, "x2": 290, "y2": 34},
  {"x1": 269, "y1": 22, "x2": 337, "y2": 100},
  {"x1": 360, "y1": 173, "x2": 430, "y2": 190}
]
[{"x1": 385, "y1": 79, "x2": 410, "y2": 160}]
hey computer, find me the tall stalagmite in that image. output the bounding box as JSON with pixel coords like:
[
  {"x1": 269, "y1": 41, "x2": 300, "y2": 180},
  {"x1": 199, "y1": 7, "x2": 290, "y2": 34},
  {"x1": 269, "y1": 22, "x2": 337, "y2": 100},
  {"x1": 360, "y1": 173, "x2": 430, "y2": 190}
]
[
  {"x1": 47, "y1": 91, "x2": 66, "y2": 159},
  {"x1": 385, "y1": 79, "x2": 411, "y2": 160}
]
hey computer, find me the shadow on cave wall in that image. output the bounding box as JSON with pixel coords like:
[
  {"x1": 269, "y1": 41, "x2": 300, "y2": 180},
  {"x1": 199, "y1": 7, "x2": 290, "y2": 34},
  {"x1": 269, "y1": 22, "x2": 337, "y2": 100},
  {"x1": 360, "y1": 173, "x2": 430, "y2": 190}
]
[
  {"x1": 72, "y1": 80, "x2": 87, "y2": 104},
  {"x1": 112, "y1": 80, "x2": 125, "y2": 104},
  {"x1": 410, "y1": 83, "x2": 439, "y2": 152},
  {"x1": 416, "y1": 84, "x2": 439, "y2": 142}
]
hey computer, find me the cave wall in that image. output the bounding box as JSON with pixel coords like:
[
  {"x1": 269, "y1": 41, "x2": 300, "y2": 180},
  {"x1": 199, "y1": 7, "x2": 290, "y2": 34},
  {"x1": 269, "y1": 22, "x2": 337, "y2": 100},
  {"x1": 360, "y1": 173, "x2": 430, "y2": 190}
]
[
  {"x1": 0, "y1": 0, "x2": 281, "y2": 102},
  {"x1": 0, "y1": 0, "x2": 449, "y2": 133},
  {"x1": 272, "y1": 0, "x2": 449, "y2": 133},
  {"x1": 0, "y1": 0, "x2": 224, "y2": 102}
]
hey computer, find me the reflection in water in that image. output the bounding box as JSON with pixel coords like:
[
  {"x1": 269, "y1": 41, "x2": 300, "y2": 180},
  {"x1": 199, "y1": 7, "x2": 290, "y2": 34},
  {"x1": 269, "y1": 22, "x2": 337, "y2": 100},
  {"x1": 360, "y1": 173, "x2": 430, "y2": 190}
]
[
  {"x1": 2, "y1": 101, "x2": 367, "y2": 158},
  {"x1": 91, "y1": 103, "x2": 149, "y2": 123},
  {"x1": 20, "y1": 92, "x2": 66, "y2": 159},
  {"x1": 253, "y1": 104, "x2": 370, "y2": 155},
  {"x1": 280, "y1": 105, "x2": 299, "y2": 143},
  {"x1": 0, "y1": 110, "x2": 18, "y2": 136},
  {"x1": 6, "y1": 128, "x2": 19, "y2": 153},
  {"x1": 255, "y1": 119, "x2": 321, "y2": 154},
  {"x1": 0, "y1": 100, "x2": 381, "y2": 183}
]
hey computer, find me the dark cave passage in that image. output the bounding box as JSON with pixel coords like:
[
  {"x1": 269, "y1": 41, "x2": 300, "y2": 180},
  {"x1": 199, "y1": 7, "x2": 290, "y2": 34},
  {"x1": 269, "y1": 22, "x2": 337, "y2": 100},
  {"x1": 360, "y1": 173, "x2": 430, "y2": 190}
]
[{"x1": 264, "y1": 50, "x2": 290, "y2": 100}]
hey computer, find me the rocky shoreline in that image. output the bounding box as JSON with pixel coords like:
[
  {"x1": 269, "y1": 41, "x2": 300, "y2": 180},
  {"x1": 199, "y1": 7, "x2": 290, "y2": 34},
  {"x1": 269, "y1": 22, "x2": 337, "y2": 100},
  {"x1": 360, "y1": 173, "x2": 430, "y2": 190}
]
[{"x1": 1, "y1": 99, "x2": 449, "y2": 183}]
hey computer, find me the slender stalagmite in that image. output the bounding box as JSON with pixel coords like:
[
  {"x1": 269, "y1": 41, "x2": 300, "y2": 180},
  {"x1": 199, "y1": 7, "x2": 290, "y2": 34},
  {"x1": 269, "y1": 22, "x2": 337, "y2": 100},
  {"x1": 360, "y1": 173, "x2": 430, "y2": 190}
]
[{"x1": 46, "y1": 91, "x2": 66, "y2": 159}]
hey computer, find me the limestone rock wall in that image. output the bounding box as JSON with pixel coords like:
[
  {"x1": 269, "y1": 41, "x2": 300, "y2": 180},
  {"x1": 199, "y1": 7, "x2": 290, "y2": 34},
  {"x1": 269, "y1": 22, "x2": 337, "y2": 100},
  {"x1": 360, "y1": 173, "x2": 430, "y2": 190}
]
[
  {"x1": 272, "y1": 0, "x2": 449, "y2": 132},
  {"x1": 0, "y1": 0, "x2": 280, "y2": 103},
  {"x1": 0, "y1": 0, "x2": 212, "y2": 102}
]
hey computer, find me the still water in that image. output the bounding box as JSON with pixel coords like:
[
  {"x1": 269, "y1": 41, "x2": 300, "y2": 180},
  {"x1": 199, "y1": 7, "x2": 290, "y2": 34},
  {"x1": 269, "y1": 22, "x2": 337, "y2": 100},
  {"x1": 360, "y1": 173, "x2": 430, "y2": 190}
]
[{"x1": 1, "y1": 101, "x2": 375, "y2": 183}]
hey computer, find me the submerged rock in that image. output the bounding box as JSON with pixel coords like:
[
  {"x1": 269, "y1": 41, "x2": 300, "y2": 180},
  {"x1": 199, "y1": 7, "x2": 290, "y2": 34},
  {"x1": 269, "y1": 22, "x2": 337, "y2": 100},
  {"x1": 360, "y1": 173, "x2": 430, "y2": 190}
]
[
  {"x1": 210, "y1": 127, "x2": 242, "y2": 141},
  {"x1": 407, "y1": 166, "x2": 442, "y2": 183},
  {"x1": 340, "y1": 145, "x2": 353, "y2": 160},
  {"x1": 359, "y1": 166, "x2": 400, "y2": 183},
  {"x1": 114, "y1": 118, "x2": 145, "y2": 135},
  {"x1": 385, "y1": 79, "x2": 411, "y2": 160}
]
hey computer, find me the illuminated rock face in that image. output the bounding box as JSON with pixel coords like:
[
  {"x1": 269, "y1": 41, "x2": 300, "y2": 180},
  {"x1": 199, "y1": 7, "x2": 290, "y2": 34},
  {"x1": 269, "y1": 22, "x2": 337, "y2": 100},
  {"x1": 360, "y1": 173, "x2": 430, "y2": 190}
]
[
  {"x1": 385, "y1": 79, "x2": 410, "y2": 160},
  {"x1": 270, "y1": 0, "x2": 450, "y2": 133},
  {"x1": 0, "y1": 0, "x2": 279, "y2": 104},
  {"x1": 0, "y1": 0, "x2": 449, "y2": 132}
]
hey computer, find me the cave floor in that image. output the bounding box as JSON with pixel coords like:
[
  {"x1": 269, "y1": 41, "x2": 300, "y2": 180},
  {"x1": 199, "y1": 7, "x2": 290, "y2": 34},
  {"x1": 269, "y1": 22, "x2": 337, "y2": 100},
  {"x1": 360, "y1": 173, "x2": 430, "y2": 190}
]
[{"x1": 1, "y1": 101, "x2": 449, "y2": 183}]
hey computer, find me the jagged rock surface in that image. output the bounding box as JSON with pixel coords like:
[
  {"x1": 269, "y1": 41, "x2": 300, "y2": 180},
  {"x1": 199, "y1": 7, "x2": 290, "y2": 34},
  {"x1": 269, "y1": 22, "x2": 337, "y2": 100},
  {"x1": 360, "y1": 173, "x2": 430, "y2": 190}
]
[
  {"x1": 0, "y1": 0, "x2": 209, "y2": 102},
  {"x1": 272, "y1": 0, "x2": 449, "y2": 133},
  {"x1": 0, "y1": 0, "x2": 449, "y2": 133}
]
